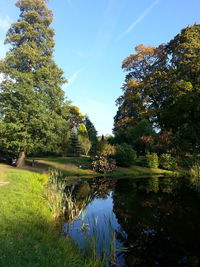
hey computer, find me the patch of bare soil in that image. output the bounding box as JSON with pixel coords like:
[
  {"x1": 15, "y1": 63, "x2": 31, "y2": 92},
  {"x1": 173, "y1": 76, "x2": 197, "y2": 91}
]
[{"x1": 0, "y1": 182, "x2": 10, "y2": 186}]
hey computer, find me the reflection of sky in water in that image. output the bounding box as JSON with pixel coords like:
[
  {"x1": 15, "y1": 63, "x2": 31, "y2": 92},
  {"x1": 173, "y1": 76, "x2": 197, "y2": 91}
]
[
  {"x1": 86, "y1": 193, "x2": 114, "y2": 216},
  {"x1": 63, "y1": 192, "x2": 124, "y2": 262}
]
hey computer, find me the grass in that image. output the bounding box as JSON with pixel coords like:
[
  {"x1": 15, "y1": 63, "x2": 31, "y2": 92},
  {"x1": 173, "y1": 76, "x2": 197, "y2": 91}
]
[
  {"x1": 106, "y1": 165, "x2": 174, "y2": 178},
  {"x1": 25, "y1": 156, "x2": 99, "y2": 178},
  {"x1": 22, "y1": 156, "x2": 174, "y2": 178},
  {"x1": 0, "y1": 165, "x2": 102, "y2": 267}
]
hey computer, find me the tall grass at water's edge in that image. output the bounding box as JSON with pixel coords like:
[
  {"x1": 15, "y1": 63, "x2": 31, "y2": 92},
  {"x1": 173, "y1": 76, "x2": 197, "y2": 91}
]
[
  {"x1": 47, "y1": 169, "x2": 125, "y2": 266},
  {"x1": 183, "y1": 161, "x2": 200, "y2": 192}
]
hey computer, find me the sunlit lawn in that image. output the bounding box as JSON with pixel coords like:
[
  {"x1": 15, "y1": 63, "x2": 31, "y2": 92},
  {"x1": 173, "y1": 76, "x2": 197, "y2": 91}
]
[{"x1": 0, "y1": 165, "x2": 101, "y2": 267}]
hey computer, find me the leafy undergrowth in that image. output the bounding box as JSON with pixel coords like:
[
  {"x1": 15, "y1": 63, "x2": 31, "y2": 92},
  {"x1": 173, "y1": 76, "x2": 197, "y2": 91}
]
[{"x1": 0, "y1": 166, "x2": 102, "y2": 267}]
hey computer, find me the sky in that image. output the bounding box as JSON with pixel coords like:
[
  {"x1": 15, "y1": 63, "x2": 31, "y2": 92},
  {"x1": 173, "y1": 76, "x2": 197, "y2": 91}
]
[{"x1": 0, "y1": 0, "x2": 199, "y2": 135}]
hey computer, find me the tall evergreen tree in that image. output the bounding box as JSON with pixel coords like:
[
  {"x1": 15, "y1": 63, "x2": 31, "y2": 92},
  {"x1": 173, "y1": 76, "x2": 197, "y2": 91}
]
[
  {"x1": 68, "y1": 130, "x2": 82, "y2": 157},
  {"x1": 0, "y1": 0, "x2": 67, "y2": 166},
  {"x1": 84, "y1": 116, "x2": 98, "y2": 155}
]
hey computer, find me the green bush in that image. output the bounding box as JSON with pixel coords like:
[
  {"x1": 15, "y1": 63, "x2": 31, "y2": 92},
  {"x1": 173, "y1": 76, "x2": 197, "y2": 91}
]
[
  {"x1": 96, "y1": 140, "x2": 115, "y2": 156},
  {"x1": 159, "y1": 153, "x2": 177, "y2": 170},
  {"x1": 183, "y1": 154, "x2": 200, "y2": 168},
  {"x1": 146, "y1": 153, "x2": 159, "y2": 168},
  {"x1": 115, "y1": 144, "x2": 137, "y2": 167},
  {"x1": 135, "y1": 156, "x2": 146, "y2": 167}
]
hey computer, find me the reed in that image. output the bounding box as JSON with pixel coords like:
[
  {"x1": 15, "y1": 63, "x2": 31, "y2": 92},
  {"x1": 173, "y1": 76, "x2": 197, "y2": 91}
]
[
  {"x1": 46, "y1": 169, "x2": 67, "y2": 218},
  {"x1": 81, "y1": 213, "x2": 121, "y2": 266}
]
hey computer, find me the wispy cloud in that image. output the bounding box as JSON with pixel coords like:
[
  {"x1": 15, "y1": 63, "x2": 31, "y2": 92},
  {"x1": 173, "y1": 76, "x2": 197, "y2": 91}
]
[
  {"x1": 117, "y1": 0, "x2": 160, "y2": 40},
  {"x1": 65, "y1": 68, "x2": 84, "y2": 88},
  {"x1": 0, "y1": 15, "x2": 12, "y2": 31}
]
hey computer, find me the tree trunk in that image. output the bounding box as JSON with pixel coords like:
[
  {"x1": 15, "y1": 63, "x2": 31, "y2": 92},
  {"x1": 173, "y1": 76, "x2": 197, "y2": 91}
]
[{"x1": 17, "y1": 150, "x2": 26, "y2": 168}]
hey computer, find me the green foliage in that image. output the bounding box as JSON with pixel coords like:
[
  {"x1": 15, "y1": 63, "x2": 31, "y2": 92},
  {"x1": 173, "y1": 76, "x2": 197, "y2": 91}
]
[
  {"x1": 115, "y1": 144, "x2": 137, "y2": 167},
  {"x1": 78, "y1": 123, "x2": 91, "y2": 155},
  {"x1": 184, "y1": 154, "x2": 200, "y2": 180},
  {"x1": 68, "y1": 106, "x2": 84, "y2": 127},
  {"x1": 146, "y1": 153, "x2": 159, "y2": 168},
  {"x1": 98, "y1": 142, "x2": 115, "y2": 156},
  {"x1": 0, "y1": 0, "x2": 68, "y2": 159},
  {"x1": 68, "y1": 130, "x2": 82, "y2": 157},
  {"x1": 102, "y1": 143, "x2": 116, "y2": 156},
  {"x1": 79, "y1": 138, "x2": 91, "y2": 156},
  {"x1": 126, "y1": 119, "x2": 154, "y2": 153},
  {"x1": 183, "y1": 156, "x2": 200, "y2": 192},
  {"x1": 96, "y1": 135, "x2": 115, "y2": 156},
  {"x1": 46, "y1": 169, "x2": 67, "y2": 218},
  {"x1": 189, "y1": 166, "x2": 200, "y2": 180},
  {"x1": 84, "y1": 116, "x2": 98, "y2": 142},
  {"x1": 159, "y1": 154, "x2": 177, "y2": 170},
  {"x1": 84, "y1": 116, "x2": 98, "y2": 155}
]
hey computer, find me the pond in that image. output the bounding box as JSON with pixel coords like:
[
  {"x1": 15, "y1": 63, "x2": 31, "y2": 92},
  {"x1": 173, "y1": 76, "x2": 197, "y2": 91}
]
[{"x1": 62, "y1": 177, "x2": 200, "y2": 266}]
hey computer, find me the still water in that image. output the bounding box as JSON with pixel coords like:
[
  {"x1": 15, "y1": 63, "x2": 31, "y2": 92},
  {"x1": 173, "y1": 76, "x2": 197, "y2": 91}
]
[{"x1": 63, "y1": 177, "x2": 200, "y2": 266}]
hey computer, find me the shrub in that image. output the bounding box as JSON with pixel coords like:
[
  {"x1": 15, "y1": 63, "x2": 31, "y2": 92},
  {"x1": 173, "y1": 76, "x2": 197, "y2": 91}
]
[
  {"x1": 135, "y1": 156, "x2": 146, "y2": 167},
  {"x1": 91, "y1": 155, "x2": 117, "y2": 174},
  {"x1": 146, "y1": 153, "x2": 159, "y2": 168},
  {"x1": 115, "y1": 144, "x2": 137, "y2": 167},
  {"x1": 96, "y1": 141, "x2": 115, "y2": 156},
  {"x1": 101, "y1": 143, "x2": 116, "y2": 156},
  {"x1": 159, "y1": 153, "x2": 177, "y2": 170},
  {"x1": 183, "y1": 154, "x2": 200, "y2": 168}
]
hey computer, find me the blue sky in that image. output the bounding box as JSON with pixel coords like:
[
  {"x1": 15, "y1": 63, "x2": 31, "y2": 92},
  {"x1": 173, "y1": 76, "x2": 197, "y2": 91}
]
[{"x1": 0, "y1": 0, "x2": 199, "y2": 135}]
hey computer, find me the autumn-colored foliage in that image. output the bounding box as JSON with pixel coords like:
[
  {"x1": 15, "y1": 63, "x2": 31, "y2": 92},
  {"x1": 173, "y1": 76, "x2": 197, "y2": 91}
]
[{"x1": 114, "y1": 24, "x2": 200, "y2": 155}]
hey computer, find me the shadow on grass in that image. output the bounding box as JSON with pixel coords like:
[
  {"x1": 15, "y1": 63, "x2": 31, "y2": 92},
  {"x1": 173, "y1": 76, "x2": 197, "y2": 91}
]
[{"x1": 23, "y1": 157, "x2": 98, "y2": 178}]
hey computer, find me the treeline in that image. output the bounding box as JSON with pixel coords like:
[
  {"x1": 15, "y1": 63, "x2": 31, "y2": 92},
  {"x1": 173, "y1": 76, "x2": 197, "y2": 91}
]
[
  {"x1": 0, "y1": 0, "x2": 98, "y2": 166},
  {"x1": 113, "y1": 24, "x2": 200, "y2": 158}
]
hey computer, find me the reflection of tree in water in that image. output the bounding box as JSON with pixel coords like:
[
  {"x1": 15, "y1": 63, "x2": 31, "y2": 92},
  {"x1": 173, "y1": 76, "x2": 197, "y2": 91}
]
[
  {"x1": 64, "y1": 178, "x2": 115, "y2": 223},
  {"x1": 90, "y1": 177, "x2": 116, "y2": 199},
  {"x1": 113, "y1": 178, "x2": 200, "y2": 267}
]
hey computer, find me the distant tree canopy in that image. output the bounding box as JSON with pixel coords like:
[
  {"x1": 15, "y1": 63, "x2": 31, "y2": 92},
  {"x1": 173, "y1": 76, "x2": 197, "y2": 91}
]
[{"x1": 114, "y1": 24, "x2": 200, "y2": 155}]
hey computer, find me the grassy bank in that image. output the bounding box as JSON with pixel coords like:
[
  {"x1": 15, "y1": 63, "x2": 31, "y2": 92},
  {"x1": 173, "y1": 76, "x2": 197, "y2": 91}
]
[
  {"x1": 107, "y1": 165, "x2": 173, "y2": 178},
  {"x1": 0, "y1": 165, "x2": 101, "y2": 267},
  {"x1": 25, "y1": 157, "x2": 98, "y2": 177},
  {"x1": 24, "y1": 157, "x2": 173, "y2": 178}
]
